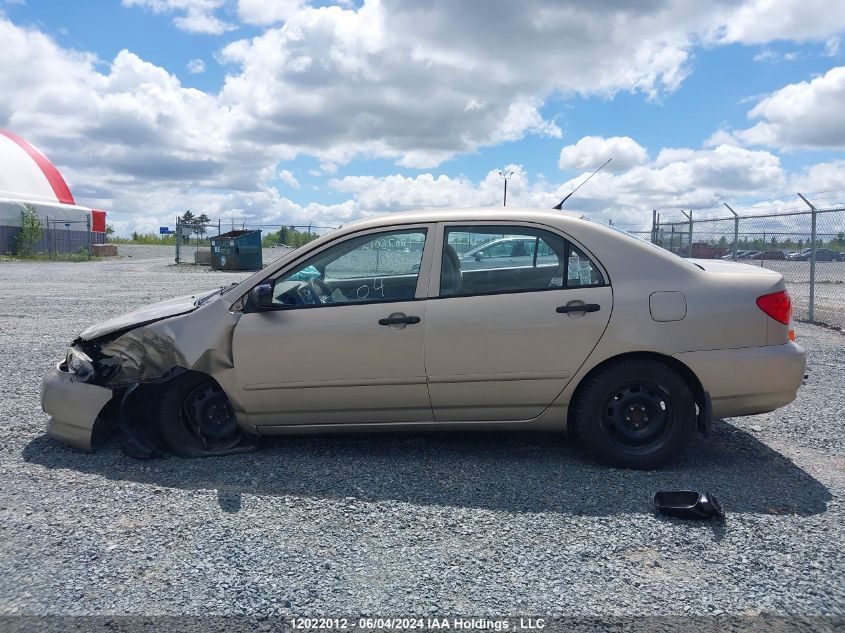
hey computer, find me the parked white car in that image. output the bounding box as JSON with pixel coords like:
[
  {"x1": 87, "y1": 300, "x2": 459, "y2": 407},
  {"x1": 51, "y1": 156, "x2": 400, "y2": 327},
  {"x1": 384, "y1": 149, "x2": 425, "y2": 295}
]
[{"x1": 42, "y1": 208, "x2": 805, "y2": 468}]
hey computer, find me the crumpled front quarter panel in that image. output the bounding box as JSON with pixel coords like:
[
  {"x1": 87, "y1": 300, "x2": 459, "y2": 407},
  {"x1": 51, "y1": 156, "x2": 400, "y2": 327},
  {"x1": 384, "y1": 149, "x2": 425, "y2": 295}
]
[{"x1": 98, "y1": 300, "x2": 246, "y2": 411}]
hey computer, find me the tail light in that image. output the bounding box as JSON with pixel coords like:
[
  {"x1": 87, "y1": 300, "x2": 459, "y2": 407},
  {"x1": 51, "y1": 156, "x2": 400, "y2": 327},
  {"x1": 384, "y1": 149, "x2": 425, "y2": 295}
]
[{"x1": 756, "y1": 290, "x2": 791, "y2": 325}]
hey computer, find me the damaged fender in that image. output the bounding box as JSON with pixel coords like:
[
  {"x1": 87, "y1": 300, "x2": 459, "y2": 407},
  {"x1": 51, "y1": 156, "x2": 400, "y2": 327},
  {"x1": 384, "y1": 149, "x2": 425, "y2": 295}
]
[{"x1": 97, "y1": 299, "x2": 246, "y2": 410}]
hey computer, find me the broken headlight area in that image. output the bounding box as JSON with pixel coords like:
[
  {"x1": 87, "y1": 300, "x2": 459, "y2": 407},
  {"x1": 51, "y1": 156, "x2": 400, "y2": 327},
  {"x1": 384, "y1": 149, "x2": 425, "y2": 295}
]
[
  {"x1": 65, "y1": 346, "x2": 95, "y2": 381},
  {"x1": 64, "y1": 338, "x2": 125, "y2": 385}
]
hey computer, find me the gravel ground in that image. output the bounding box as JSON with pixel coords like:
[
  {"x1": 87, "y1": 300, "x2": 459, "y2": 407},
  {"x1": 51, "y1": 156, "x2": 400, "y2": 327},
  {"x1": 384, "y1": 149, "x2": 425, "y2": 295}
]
[{"x1": 0, "y1": 246, "x2": 843, "y2": 620}]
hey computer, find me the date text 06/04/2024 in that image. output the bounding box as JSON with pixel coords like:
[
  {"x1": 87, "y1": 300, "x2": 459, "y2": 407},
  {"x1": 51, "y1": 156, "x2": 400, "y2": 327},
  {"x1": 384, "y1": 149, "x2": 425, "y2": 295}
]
[{"x1": 289, "y1": 618, "x2": 547, "y2": 631}]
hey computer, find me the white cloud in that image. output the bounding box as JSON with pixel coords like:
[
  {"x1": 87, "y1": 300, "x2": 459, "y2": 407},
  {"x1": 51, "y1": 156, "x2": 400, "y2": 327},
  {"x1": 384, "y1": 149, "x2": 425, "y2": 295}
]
[
  {"x1": 728, "y1": 66, "x2": 845, "y2": 149},
  {"x1": 237, "y1": 0, "x2": 304, "y2": 25},
  {"x1": 328, "y1": 170, "x2": 512, "y2": 212},
  {"x1": 212, "y1": 0, "x2": 712, "y2": 168},
  {"x1": 186, "y1": 58, "x2": 206, "y2": 73},
  {"x1": 789, "y1": 160, "x2": 845, "y2": 193},
  {"x1": 753, "y1": 49, "x2": 778, "y2": 63},
  {"x1": 122, "y1": 0, "x2": 235, "y2": 34},
  {"x1": 549, "y1": 144, "x2": 786, "y2": 224},
  {"x1": 209, "y1": 0, "x2": 845, "y2": 169},
  {"x1": 559, "y1": 136, "x2": 648, "y2": 172},
  {"x1": 753, "y1": 49, "x2": 801, "y2": 63},
  {"x1": 322, "y1": 145, "x2": 788, "y2": 228},
  {"x1": 0, "y1": 19, "x2": 273, "y2": 222},
  {"x1": 278, "y1": 169, "x2": 300, "y2": 189},
  {"x1": 712, "y1": 0, "x2": 845, "y2": 45}
]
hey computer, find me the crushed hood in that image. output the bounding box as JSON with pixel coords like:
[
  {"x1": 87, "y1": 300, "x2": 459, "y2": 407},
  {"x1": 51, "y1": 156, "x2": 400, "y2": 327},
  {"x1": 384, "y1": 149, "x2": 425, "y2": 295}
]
[{"x1": 79, "y1": 291, "x2": 217, "y2": 341}]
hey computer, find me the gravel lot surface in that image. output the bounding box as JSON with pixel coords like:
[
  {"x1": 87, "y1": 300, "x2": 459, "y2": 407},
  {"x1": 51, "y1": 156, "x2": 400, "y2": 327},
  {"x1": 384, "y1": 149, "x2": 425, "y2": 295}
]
[{"x1": 0, "y1": 246, "x2": 843, "y2": 620}]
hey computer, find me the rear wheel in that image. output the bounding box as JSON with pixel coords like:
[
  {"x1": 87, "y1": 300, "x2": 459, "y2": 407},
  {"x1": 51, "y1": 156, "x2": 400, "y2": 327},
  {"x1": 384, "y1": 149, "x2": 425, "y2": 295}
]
[
  {"x1": 157, "y1": 372, "x2": 252, "y2": 457},
  {"x1": 573, "y1": 359, "x2": 696, "y2": 469}
]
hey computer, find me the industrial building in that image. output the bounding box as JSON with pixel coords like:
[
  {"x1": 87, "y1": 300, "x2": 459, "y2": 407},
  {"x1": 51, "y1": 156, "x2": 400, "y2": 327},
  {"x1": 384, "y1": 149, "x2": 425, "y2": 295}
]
[{"x1": 0, "y1": 129, "x2": 106, "y2": 254}]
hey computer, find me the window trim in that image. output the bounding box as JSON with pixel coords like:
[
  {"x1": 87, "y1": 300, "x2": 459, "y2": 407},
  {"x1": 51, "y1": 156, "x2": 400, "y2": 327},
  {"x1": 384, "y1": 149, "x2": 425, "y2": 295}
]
[
  {"x1": 429, "y1": 221, "x2": 610, "y2": 299},
  {"x1": 248, "y1": 224, "x2": 436, "y2": 312}
]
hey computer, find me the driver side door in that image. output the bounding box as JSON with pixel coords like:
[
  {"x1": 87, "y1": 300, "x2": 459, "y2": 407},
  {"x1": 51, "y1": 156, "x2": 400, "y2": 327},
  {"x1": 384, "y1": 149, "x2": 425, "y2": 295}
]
[{"x1": 232, "y1": 225, "x2": 435, "y2": 427}]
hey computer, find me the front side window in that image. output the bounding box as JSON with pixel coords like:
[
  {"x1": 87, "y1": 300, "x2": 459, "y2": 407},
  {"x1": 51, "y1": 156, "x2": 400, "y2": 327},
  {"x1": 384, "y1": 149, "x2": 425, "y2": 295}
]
[
  {"x1": 271, "y1": 229, "x2": 427, "y2": 307},
  {"x1": 441, "y1": 226, "x2": 604, "y2": 297}
]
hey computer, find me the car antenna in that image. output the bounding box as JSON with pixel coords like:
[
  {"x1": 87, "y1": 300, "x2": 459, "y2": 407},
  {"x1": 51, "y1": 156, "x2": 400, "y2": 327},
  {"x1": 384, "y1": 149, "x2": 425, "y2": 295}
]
[{"x1": 553, "y1": 157, "x2": 612, "y2": 210}]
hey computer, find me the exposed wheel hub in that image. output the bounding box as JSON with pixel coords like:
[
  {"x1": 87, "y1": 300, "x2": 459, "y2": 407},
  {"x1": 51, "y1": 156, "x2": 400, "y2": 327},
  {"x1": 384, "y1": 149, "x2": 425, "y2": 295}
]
[
  {"x1": 185, "y1": 384, "x2": 237, "y2": 441},
  {"x1": 602, "y1": 382, "x2": 672, "y2": 450}
]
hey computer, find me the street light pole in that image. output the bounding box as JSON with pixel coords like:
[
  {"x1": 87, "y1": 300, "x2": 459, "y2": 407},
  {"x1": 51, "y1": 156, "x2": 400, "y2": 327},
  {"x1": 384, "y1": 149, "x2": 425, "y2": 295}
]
[{"x1": 498, "y1": 169, "x2": 513, "y2": 206}]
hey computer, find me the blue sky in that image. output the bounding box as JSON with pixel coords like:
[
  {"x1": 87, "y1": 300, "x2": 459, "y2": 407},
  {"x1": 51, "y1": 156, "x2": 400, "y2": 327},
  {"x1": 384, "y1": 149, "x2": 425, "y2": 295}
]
[{"x1": 1, "y1": 1, "x2": 845, "y2": 234}]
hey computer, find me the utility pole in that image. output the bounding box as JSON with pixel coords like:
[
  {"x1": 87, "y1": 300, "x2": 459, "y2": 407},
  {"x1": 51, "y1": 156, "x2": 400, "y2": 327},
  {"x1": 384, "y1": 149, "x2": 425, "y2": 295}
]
[{"x1": 498, "y1": 169, "x2": 513, "y2": 206}]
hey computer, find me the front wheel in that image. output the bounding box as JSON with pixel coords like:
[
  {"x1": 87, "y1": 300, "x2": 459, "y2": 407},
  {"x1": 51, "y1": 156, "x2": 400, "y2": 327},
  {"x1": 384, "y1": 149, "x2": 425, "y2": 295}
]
[
  {"x1": 573, "y1": 359, "x2": 696, "y2": 469},
  {"x1": 157, "y1": 372, "x2": 258, "y2": 457}
]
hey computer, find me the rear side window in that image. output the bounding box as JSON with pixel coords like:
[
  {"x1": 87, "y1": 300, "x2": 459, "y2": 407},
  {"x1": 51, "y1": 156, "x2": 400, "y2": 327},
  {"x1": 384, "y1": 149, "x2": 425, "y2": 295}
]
[{"x1": 441, "y1": 226, "x2": 604, "y2": 297}]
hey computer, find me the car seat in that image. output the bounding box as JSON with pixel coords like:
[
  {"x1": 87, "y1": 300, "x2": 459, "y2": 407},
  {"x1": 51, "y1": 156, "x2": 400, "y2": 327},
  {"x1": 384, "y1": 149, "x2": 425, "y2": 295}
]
[{"x1": 441, "y1": 244, "x2": 463, "y2": 295}]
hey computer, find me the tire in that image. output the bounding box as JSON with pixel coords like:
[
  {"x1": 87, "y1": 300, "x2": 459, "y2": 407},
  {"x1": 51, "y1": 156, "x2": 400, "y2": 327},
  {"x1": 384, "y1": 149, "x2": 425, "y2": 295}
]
[
  {"x1": 157, "y1": 372, "x2": 252, "y2": 457},
  {"x1": 573, "y1": 359, "x2": 696, "y2": 469}
]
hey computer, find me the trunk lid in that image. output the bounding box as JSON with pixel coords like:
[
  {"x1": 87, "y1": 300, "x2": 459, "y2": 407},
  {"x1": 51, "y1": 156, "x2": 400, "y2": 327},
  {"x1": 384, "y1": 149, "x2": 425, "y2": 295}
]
[{"x1": 688, "y1": 258, "x2": 783, "y2": 278}]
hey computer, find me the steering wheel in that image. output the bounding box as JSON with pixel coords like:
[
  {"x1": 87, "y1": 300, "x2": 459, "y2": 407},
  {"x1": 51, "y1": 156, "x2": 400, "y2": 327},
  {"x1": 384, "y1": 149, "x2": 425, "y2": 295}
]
[{"x1": 298, "y1": 277, "x2": 334, "y2": 305}]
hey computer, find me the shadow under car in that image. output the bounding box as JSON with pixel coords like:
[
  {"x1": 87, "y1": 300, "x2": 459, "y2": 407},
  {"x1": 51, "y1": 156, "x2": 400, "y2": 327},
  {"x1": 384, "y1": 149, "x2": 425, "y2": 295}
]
[{"x1": 22, "y1": 419, "x2": 831, "y2": 517}]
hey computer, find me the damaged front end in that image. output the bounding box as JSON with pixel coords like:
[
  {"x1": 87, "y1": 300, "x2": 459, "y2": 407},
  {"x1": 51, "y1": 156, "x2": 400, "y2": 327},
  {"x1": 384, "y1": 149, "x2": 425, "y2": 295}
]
[
  {"x1": 48, "y1": 330, "x2": 188, "y2": 456},
  {"x1": 41, "y1": 288, "x2": 258, "y2": 457},
  {"x1": 41, "y1": 360, "x2": 115, "y2": 452}
]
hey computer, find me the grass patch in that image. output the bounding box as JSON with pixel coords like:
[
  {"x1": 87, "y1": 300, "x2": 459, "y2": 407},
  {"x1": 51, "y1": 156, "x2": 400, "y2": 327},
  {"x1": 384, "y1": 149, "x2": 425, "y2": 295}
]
[{"x1": 0, "y1": 252, "x2": 106, "y2": 263}]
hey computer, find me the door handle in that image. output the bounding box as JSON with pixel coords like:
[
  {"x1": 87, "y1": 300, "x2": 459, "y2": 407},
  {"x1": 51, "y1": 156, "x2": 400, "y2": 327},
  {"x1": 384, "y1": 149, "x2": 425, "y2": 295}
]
[
  {"x1": 378, "y1": 315, "x2": 421, "y2": 326},
  {"x1": 556, "y1": 303, "x2": 601, "y2": 313}
]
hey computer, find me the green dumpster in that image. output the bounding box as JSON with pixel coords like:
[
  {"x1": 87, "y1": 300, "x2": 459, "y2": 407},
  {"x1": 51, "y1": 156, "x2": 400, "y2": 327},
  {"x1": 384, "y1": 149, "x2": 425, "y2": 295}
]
[{"x1": 210, "y1": 230, "x2": 263, "y2": 271}]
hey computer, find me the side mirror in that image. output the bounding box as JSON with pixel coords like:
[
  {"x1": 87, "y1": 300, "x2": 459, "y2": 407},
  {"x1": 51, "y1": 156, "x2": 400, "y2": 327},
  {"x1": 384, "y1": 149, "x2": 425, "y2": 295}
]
[
  {"x1": 474, "y1": 253, "x2": 483, "y2": 261},
  {"x1": 250, "y1": 282, "x2": 274, "y2": 309}
]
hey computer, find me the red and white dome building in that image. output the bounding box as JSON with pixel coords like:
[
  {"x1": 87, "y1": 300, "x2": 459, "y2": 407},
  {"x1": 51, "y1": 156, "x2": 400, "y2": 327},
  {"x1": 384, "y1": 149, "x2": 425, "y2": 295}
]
[{"x1": 0, "y1": 129, "x2": 106, "y2": 254}]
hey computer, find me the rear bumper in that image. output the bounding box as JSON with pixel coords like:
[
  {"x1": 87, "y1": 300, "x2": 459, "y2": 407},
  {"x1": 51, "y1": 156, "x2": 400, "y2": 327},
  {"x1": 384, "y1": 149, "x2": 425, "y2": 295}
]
[
  {"x1": 674, "y1": 342, "x2": 806, "y2": 418},
  {"x1": 41, "y1": 364, "x2": 113, "y2": 451}
]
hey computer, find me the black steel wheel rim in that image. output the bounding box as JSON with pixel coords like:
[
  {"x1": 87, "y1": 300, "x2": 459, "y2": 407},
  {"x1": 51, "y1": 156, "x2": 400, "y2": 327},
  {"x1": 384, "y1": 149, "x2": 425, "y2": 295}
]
[
  {"x1": 182, "y1": 382, "x2": 240, "y2": 449},
  {"x1": 600, "y1": 380, "x2": 674, "y2": 454}
]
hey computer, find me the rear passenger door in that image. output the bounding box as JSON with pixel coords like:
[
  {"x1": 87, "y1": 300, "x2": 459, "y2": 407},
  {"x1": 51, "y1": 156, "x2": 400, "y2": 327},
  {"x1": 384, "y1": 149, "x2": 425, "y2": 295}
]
[{"x1": 424, "y1": 223, "x2": 613, "y2": 422}]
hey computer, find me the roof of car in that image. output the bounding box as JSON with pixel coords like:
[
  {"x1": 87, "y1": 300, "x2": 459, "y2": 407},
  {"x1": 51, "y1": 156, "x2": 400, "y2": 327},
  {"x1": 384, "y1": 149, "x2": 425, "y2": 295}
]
[{"x1": 342, "y1": 207, "x2": 584, "y2": 231}]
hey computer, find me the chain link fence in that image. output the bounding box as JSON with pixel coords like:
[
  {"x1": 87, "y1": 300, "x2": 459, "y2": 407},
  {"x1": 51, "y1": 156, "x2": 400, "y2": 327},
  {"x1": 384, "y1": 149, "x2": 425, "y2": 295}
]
[
  {"x1": 642, "y1": 192, "x2": 845, "y2": 328},
  {"x1": 7, "y1": 214, "x2": 107, "y2": 258}
]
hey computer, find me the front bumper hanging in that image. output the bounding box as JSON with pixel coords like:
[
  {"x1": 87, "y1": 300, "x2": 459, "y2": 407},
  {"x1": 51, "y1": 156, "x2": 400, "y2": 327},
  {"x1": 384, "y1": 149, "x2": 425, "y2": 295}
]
[{"x1": 41, "y1": 364, "x2": 113, "y2": 451}]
